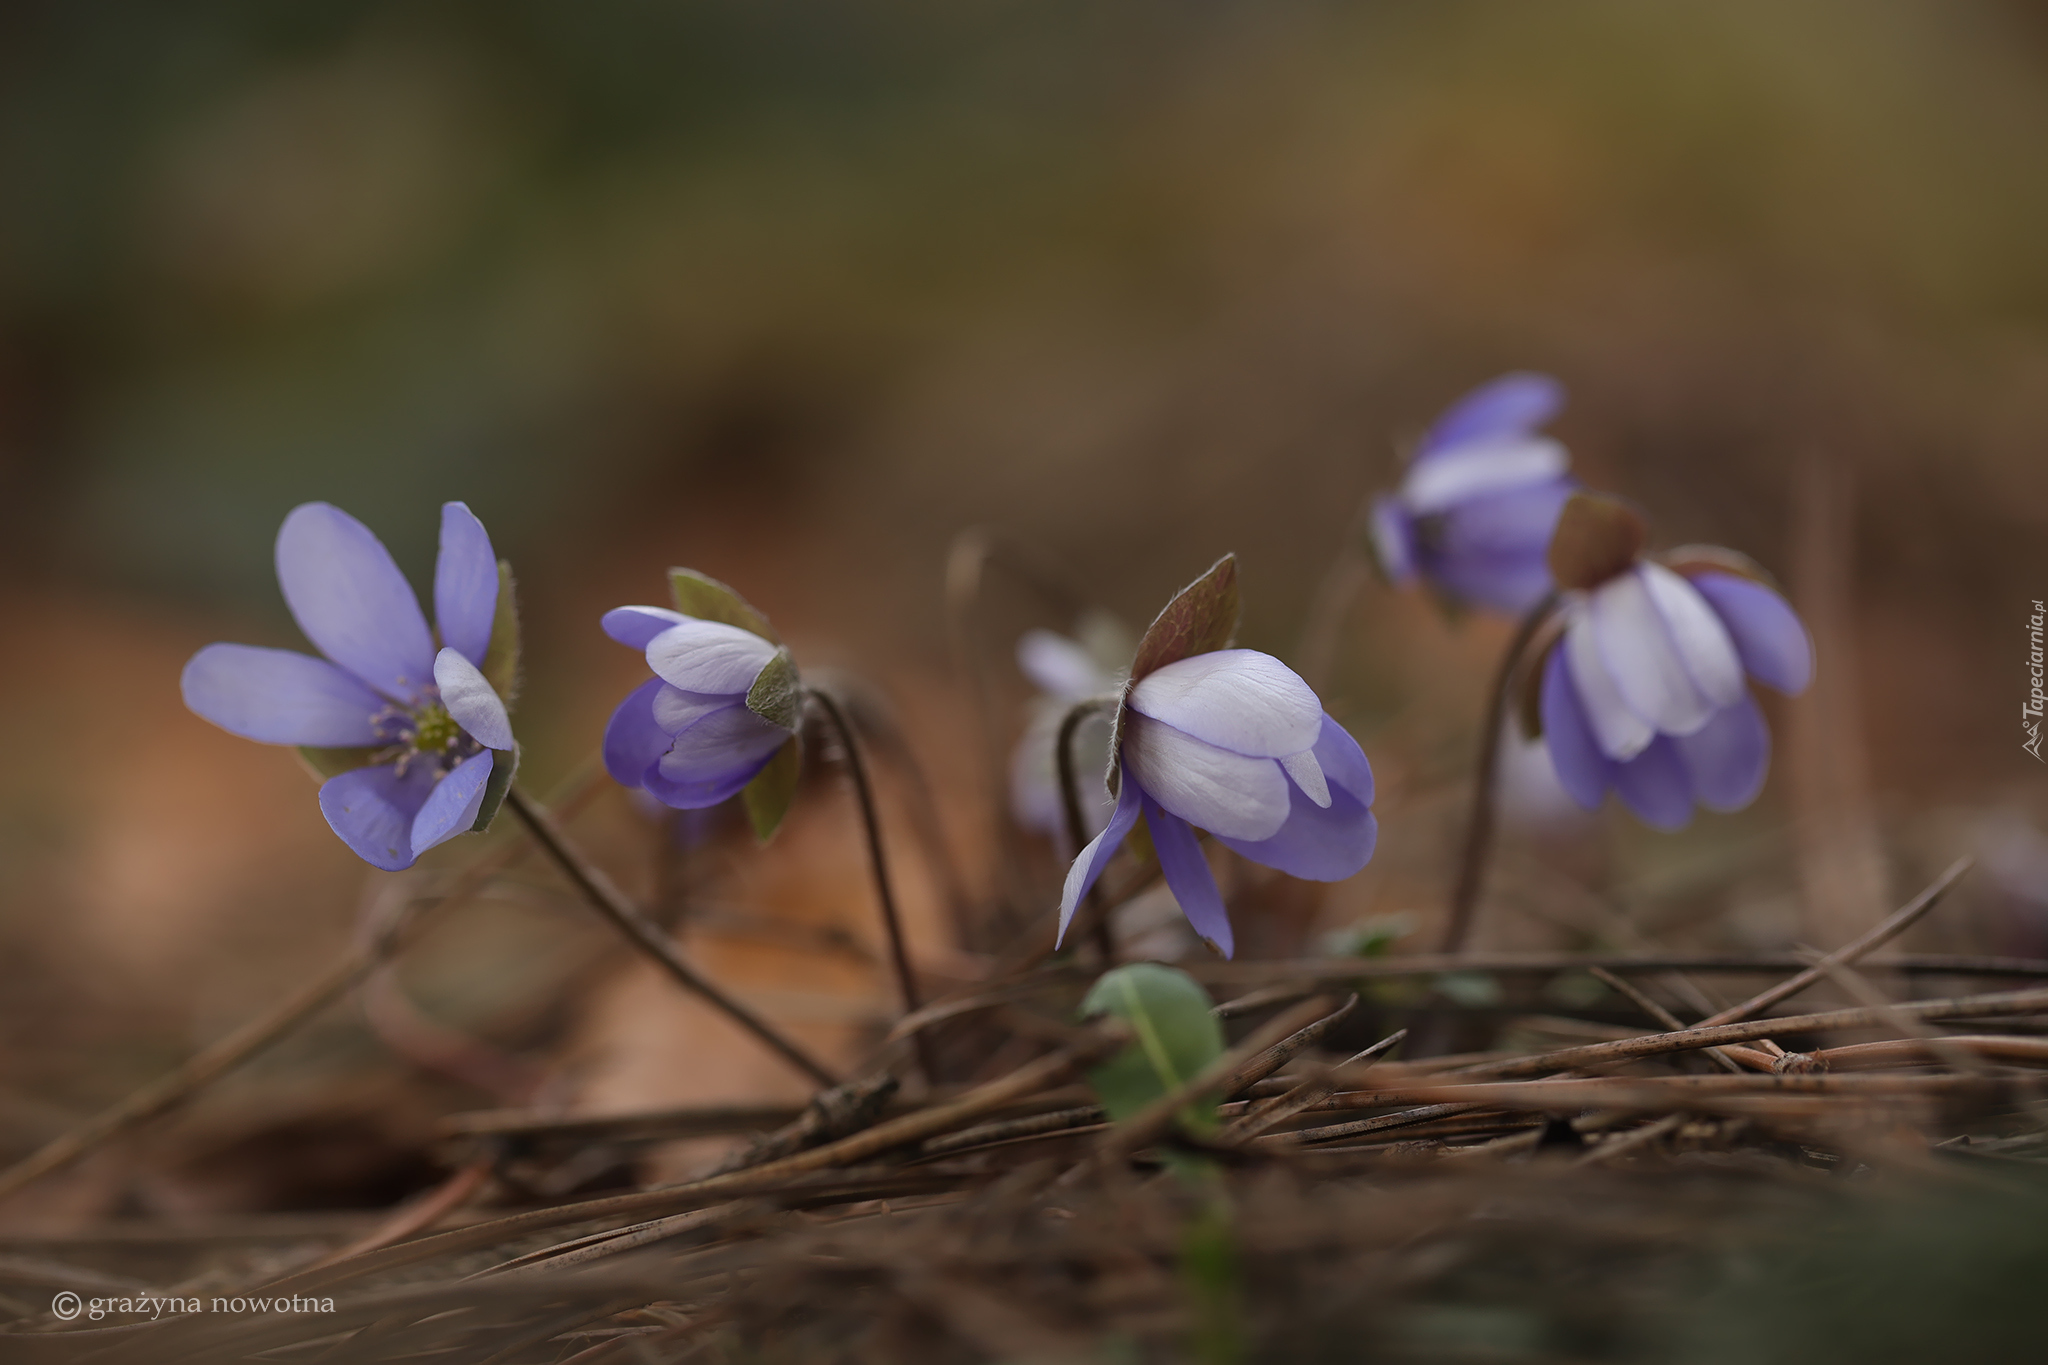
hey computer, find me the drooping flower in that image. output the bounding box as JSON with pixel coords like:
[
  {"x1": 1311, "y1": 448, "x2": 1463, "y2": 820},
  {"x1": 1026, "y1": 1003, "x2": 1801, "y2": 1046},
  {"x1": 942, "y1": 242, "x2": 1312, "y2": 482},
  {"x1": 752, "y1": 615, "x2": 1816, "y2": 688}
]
[
  {"x1": 600, "y1": 569, "x2": 805, "y2": 840},
  {"x1": 1529, "y1": 493, "x2": 1813, "y2": 831},
  {"x1": 181, "y1": 502, "x2": 519, "y2": 871},
  {"x1": 1009, "y1": 619, "x2": 1128, "y2": 844},
  {"x1": 1369, "y1": 371, "x2": 1579, "y2": 615},
  {"x1": 1059, "y1": 556, "x2": 1377, "y2": 958}
]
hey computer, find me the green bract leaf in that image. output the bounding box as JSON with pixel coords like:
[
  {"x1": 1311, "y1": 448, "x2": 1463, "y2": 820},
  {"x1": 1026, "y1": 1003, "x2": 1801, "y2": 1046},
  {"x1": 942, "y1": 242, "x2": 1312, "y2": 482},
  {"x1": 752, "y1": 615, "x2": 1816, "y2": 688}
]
[
  {"x1": 471, "y1": 743, "x2": 518, "y2": 834},
  {"x1": 746, "y1": 649, "x2": 803, "y2": 731},
  {"x1": 481, "y1": 560, "x2": 522, "y2": 709},
  {"x1": 297, "y1": 746, "x2": 382, "y2": 780},
  {"x1": 668, "y1": 568, "x2": 779, "y2": 643},
  {"x1": 1079, "y1": 963, "x2": 1226, "y2": 1133},
  {"x1": 742, "y1": 735, "x2": 802, "y2": 843},
  {"x1": 1129, "y1": 554, "x2": 1240, "y2": 682}
]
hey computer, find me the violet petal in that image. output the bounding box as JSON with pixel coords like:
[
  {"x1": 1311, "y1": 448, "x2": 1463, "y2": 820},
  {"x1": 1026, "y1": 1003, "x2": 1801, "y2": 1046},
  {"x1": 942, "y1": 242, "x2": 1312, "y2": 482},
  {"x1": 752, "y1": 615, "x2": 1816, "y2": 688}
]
[
  {"x1": 181, "y1": 643, "x2": 383, "y2": 746},
  {"x1": 433, "y1": 502, "x2": 499, "y2": 667},
  {"x1": 1674, "y1": 694, "x2": 1770, "y2": 812},
  {"x1": 656, "y1": 702, "x2": 794, "y2": 787},
  {"x1": 433, "y1": 647, "x2": 513, "y2": 750},
  {"x1": 1368, "y1": 496, "x2": 1416, "y2": 583},
  {"x1": 318, "y1": 761, "x2": 438, "y2": 871},
  {"x1": 1688, "y1": 572, "x2": 1814, "y2": 696},
  {"x1": 644, "y1": 619, "x2": 780, "y2": 696},
  {"x1": 1418, "y1": 372, "x2": 1564, "y2": 456},
  {"x1": 1640, "y1": 562, "x2": 1744, "y2": 711},
  {"x1": 410, "y1": 750, "x2": 495, "y2": 855},
  {"x1": 1589, "y1": 567, "x2": 1715, "y2": 738},
  {"x1": 1402, "y1": 437, "x2": 1569, "y2": 514},
  {"x1": 275, "y1": 502, "x2": 436, "y2": 703},
  {"x1": 1563, "y1": 601, "x2": 1655, "y2": 760},
  {"x1": 1121, "y1": 713, "x2": 1292, "y2": 841},
  {"x1": 602, "y1": 605, "x2": 692, "y2": 649},
  {"x1": 1145, "y1": 798, "x2": 1235, "y2": 958},
  {"x1": 1056, "y1": 775, "x2": 1144, "y2": 945},
  {"x1": 1215, "y1": 720, "x2": 1377, "y2": 881},
  {"x1": 603, "y1": 678, "x2": 673, "y2": 789},
  {"x1": 1126, "y1": 649, "x2": 1322, "y2": 758},
  {"x1": 1539, "y1": 645, "x2": 1610, "y2": 812},
  {"x1": 1609, "y1": 735, "x2": 1694, "y2": 831}
]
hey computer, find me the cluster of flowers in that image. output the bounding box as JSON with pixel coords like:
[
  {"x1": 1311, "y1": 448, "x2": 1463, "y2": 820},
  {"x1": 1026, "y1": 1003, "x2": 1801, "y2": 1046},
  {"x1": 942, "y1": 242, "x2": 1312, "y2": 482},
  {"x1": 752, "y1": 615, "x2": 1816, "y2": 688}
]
[{"x1": 182, "y1": 373, "x2": 1808, "y2": 959}]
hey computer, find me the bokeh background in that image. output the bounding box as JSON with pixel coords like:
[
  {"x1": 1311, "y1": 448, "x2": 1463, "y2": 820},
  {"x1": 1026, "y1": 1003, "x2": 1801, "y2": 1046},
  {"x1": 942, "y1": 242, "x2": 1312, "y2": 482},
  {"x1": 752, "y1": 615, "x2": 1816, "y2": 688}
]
[{"x1": 3, "y1": 0, "x2": 2046, "y2": 1222}]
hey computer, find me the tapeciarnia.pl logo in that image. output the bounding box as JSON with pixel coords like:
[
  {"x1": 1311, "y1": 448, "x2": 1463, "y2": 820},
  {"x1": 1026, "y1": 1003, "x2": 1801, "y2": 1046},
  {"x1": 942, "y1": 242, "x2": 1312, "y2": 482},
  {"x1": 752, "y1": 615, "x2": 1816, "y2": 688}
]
[{"x1": 2028, "y1": 599, "x2": 2045, "y2": 762}]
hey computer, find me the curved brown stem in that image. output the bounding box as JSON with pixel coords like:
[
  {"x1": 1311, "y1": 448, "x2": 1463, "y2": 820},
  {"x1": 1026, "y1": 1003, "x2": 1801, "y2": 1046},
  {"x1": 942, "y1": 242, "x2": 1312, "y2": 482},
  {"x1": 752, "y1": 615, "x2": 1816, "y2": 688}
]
[
  {"x1": 1055, "y1": 695, "x2": 1120, "y2": 963},
  {"x1": 505, "y1": 786, "x2": 839, "y2": 1088},
  {"x1": 805, "y1": 686, "x2": 935, "y2": 1081},
  {"x1": 1438, "y1": 592, "x2": 1559, "y2": 955}
]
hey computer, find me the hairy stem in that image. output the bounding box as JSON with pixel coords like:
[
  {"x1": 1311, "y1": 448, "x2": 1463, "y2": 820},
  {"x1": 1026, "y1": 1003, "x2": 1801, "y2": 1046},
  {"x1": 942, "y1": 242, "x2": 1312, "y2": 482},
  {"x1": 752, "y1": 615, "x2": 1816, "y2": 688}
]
[
  {"x1": 806, "y1": 686, "x2": 935, "y2": 1081},
  {"x1": 506, "y1": 786, "x2": 838, "y2": 1088},
  {"x1": 1438, "y1": 592, "x2": 1559, "y2": 955},
  {"x1": 1055, "y1": 695, "x2": 1120, "y2": 964}
]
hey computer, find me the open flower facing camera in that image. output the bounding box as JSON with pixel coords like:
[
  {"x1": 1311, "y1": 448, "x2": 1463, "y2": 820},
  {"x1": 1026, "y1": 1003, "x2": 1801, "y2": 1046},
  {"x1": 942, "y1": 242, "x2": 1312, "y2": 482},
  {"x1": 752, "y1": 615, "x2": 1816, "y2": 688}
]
[
  {"x1": 1058, "y1": 556, "x2": 1377, "y2": 958},
  {"x1": 1529, "y1": 493, "x2": 1814, "y2": 830},
  {"x1": 1370, "y1": 372, "x2": 1579, "y2": 616},
  {"x1": 181, "y1": 502, "x2": 520, "y2": 870}
]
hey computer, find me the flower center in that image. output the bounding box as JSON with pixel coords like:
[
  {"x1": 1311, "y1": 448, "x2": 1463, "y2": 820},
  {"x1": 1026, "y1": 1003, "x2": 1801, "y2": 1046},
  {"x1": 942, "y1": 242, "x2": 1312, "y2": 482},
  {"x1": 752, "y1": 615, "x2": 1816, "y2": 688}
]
[{"x1": 410, "y1": 703, "x2": 462, "y2": 755}]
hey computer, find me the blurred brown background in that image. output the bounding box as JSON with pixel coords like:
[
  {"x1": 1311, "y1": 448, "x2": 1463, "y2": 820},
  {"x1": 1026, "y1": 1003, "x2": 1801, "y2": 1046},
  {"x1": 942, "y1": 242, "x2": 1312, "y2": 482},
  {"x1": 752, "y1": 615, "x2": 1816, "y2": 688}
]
[{"x1": 2, "y1": 0, "x2": 2045, "y2": 1222}]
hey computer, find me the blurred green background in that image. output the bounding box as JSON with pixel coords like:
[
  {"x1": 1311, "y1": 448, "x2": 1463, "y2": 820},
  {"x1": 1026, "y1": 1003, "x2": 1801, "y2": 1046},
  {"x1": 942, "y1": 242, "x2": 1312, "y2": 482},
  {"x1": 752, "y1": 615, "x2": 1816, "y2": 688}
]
[{"x1": 3, "y1": 0, "x2": 2046, "y2": 1217}]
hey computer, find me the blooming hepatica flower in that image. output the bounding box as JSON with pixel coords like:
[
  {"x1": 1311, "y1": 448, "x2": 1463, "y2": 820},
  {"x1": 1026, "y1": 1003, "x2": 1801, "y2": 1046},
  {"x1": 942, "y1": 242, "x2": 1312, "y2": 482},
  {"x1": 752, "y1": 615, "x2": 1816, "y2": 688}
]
[
  {"x1": 1059, "y1": 556, "x2": 1376, "y2": 958},
  {"x1": 1009, "y1": 618, "x2": 1129, "y2": 843},
  {"x1": 600, "y1": 569, "x2": 804, "y2": 840},
  {"x1": 182, "y1": 503, "x2": 519, "y2": 871},
  {"x1": 1369, "y1": 371, "x2": 1579, "y2": 615},
  {"x1": 1530, "y1": 493, "x2": 1813, "y2": 831}
]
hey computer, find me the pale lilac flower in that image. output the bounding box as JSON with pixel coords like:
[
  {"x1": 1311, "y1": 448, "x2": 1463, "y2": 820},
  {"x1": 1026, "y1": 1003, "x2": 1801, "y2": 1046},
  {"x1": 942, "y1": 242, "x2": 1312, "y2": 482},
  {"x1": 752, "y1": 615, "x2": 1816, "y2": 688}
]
[
  {"x1": 600, "y1": 607, "x2": 797, "y2": 809},
  {"x1": 1536, "y1": 514, "x2": 1814, "y2": 830},
  {"x1": 1059, "y1": 649, "x2": 1376, "y2": 958},
  {"x1": 1009, "y1": 627, "x2": 1122, "y2": 844},
  {"x1": 181, "y1": 503, "x2": 515, "y2": 871},
  {"x1": 1370, "y1": 372, "x2": 1578, "y2": 615}
]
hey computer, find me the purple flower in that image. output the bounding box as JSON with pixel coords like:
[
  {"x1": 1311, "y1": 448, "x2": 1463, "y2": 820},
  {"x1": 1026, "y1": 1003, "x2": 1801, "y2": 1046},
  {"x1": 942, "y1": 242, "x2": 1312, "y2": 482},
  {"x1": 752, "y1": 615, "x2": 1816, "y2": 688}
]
[
  {"x1": 600, "y1": 603, "x2": 799, "y2": 812},
  {"x1": 1369, "y1": 372, "x2": 1578, "y2": 615},
  {"x1": 1057, "y1": 559, "x2": 1376, "y2": 958},
  {"x1": 181, "y1": 502, "x2": 517, "y2": 871},
  {"x1": 1533, "y1": 497, "x2": 1814, "y2": 831},
  {"x1": 1009, "y1": 626, "x2": 1123, "y2": 843}
]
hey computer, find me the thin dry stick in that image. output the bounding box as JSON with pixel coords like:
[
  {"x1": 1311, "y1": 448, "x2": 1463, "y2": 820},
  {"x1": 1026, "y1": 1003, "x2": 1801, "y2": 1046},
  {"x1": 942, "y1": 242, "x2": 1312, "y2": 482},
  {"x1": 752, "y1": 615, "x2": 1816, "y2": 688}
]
[
  {"x1": 1576, "y1": 1113, "x2": 1688, "y2": 1167},
  {"x1": 262, "y1": 1028, "x2": 1127, "y2": 1297},
  {"x1": 505, "y1": 786, "x2": 838, "y2": 1089},
  {"x1": 301, "y1": 1156, "x2": 496, "y2": 1274},
  {"x1": 1698, "y1": 857, "x2": 1972, "y2": 1028},
  {"x1": 1439, "y1": 591, "x2": 1557, "y2": 955},
  {"x1": 0, "y1": 767, "x2": 607, "y2": 1207},
  {"x1": 1799, "y1": 950, "x2": 1996, "y2": 1078},
  {"x1": 1194, "y1": 948, "x2": 2048, "y2": 993},
  {"x1": 1223, "y1": 1028, "x2": 1408, "y2": 1141},
  {"x1": 805, "y1": 687, "x2": 934, "y2": 1081},
  {"x1": 1447, "y1": 983, "x2": 2048, "y2": 1082},
  {"x1": 1055, "y1": 695, "x2": 1120, "y2": 964},
  {"x1": 1587, "y1": 966, "x2": 1747, "y2": 1076}
]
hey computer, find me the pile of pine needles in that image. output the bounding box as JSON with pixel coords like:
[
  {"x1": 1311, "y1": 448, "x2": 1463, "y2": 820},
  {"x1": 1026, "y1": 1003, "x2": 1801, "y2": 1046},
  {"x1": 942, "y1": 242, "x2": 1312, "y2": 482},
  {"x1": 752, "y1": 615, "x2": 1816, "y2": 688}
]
[{"x1": 8, "y1": 857, "x2": 2048, "y2": 1363}]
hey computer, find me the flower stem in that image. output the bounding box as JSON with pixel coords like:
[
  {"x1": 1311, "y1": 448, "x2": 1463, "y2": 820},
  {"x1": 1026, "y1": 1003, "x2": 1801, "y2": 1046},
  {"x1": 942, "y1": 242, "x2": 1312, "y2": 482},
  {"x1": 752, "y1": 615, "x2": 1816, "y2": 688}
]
[
  {"x1": 505, "y1": 786, "x2": 839, "y2": 1088},
  {"x1": 805, "y1": 686, "x2": 935, "y2": 1081},
  {"x1": 1055, "y1": 695, "x2": 1120, "y2": 963},
  {"x1": 1438, "y1": 593, "x2": 1559, "y2": 955}
]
